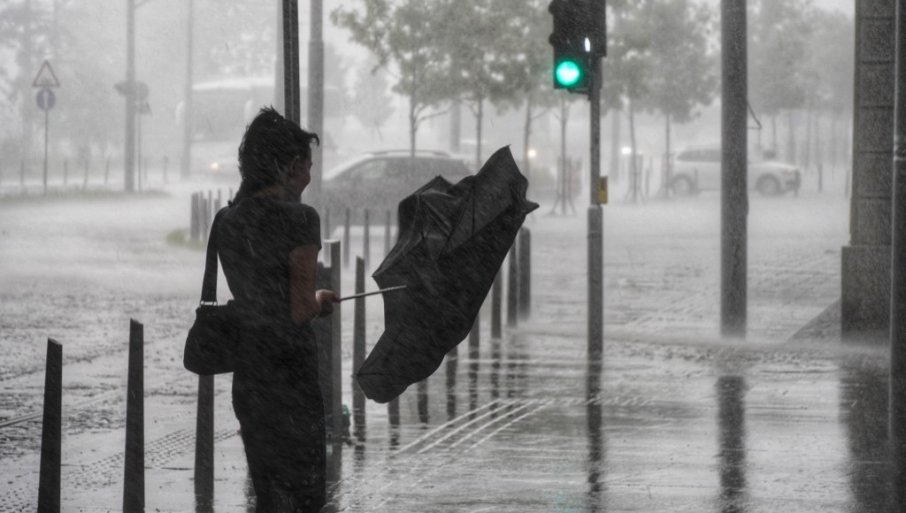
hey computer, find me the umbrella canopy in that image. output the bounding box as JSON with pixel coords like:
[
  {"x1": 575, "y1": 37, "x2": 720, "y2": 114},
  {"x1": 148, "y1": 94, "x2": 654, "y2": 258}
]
[{"x1": 356, "y1": 146, "x2": 539, "y2": 403}]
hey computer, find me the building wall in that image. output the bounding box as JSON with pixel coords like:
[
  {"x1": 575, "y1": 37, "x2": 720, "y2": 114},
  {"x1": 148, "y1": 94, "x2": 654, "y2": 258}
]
[{"x1": 842, "y1": 0, "x2": 894, "y2": 337}]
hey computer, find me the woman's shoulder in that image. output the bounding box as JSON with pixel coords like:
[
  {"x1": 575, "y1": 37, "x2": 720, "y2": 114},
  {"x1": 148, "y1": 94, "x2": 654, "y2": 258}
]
[{"x1": 280, "y1": 201, "x2": 320, "y2": 225}]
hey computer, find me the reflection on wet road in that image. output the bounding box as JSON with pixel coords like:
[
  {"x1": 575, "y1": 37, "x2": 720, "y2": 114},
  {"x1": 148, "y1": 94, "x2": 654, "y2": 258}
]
[{"x1": 315, "y1": 333, "x2": 895, "y2": 513}]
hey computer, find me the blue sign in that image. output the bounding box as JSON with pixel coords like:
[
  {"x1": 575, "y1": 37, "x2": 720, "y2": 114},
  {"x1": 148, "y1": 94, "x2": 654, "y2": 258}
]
[{"x1": 36, "y1": 87, "x2": 55, "y2": 111}]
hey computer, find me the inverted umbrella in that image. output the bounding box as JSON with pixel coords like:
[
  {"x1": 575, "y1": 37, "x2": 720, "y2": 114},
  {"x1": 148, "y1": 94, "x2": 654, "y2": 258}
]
[{"x1": 356, "y1": 146, "x2": 539, "y2": 403}]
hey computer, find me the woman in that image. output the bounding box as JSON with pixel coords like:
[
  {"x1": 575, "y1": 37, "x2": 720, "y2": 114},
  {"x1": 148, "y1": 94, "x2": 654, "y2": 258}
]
[{"x1": 214, "y1": 107, "x2": 338, "y2": 512}]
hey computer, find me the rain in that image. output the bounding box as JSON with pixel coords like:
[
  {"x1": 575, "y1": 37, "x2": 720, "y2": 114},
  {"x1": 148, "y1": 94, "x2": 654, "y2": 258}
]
[{"x1": 0, "y1": 0, "x2": 896, "y2": 511}]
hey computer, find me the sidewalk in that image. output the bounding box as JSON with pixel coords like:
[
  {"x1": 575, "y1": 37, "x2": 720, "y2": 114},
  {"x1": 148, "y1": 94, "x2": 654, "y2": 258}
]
[{"x1": 2, "y1": 189, "x2": 875, "y2": 512}]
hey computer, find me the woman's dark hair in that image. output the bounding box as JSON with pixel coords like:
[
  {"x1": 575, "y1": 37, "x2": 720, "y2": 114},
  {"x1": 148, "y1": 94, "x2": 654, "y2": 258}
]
[{"x1": 233, "y1": 106, "x2": 319, "y2": 201}]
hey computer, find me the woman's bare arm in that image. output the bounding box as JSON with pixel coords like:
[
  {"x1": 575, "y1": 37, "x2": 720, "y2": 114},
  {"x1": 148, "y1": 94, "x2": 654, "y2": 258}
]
[{"x1": 288, "y1": 245, "x2": 339, "y2": 325}]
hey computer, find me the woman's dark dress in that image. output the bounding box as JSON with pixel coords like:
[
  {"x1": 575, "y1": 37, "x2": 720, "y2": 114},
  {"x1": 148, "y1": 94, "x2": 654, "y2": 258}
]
[{"x1": 214, "y1": 197, "x2": 325, "y2": 512}]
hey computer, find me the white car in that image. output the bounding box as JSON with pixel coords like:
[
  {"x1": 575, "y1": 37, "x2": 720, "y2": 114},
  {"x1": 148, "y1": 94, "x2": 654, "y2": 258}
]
[{"x1": 671, "y1": 145, "x2": 801, "y2": 196}]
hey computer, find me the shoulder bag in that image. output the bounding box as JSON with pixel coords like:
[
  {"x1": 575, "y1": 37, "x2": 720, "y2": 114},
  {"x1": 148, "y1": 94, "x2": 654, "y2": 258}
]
[{"x1": 183, "y1": 210, "x2": 243, "y2": 375}]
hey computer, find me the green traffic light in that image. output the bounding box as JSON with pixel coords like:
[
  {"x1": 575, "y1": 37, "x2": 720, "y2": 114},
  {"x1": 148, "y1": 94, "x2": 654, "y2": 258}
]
[{"x1": 555, "y1": 59, "x2": 582, "y2": 88}]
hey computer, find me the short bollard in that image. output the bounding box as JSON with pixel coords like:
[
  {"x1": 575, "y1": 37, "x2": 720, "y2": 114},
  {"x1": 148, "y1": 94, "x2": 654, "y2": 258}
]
[
  {"x1": 328, "y1": 241, "x2": 343, "y2": 440},
  {"x1": 492, "y1": 271, "x2": 502, "y2": 338},
  {"x1": 507, "y1": 244, "x2": 518, "y2": 327},
  {"x1": 518, "y1": 228, "x2": 531, "y2": 319},
  {"x1": 343, "y1": 208, "x2": 351, "y2": 268},
  {"x1": 37, "y1": 339, "x2": 62, "y2": 513},
  {"x1": 384, "y1": 210, "x2": 392, "y2": 256},
  {"x1": 353, "y1": 257, "x2": 366, "y2": 441},
  {"x1": 190, "y1": 194, "x2": 200, "y2": 243},
  {"x1": 417, "y1": 380, "x2": 429, "y2": 424},
  {"x1": 123, "y1": 319, "x2": 144, "y2": 513},
  {"x1": 324, "y1": 208, "x2": 332, "y2": 239},
  {"x1": 363, "y1": 209, "x2": 371, "y2": 270},
  {"x1": 446, "y1": 346, "x2": 458, "y2": 420},
  {"x1": 194, "y1": 374, "x2": 214, "y2": 507}
]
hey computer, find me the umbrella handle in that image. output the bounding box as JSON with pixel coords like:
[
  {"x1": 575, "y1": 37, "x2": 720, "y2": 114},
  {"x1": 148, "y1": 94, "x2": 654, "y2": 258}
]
[{"x1": 339, "y1": 285, "x2": 407, "y2": 302}]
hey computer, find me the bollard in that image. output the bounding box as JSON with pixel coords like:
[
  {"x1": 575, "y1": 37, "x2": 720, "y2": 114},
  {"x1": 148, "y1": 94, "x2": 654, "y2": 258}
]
[
  {"x1": 324, "y1": 207, "x2": 332, "y2": 240},
  {"x1": 190, "y1": 194, "x2": 199, "y2": 243},
  {"x1": 328, "y1": 241, "x2": 343, "y2": 440},
  {"x1": 194, "y1": 374, "x2": 214, "y2": 506},
  {"x1": 384, "y1": 210, "x2": 392, "y2": 256},
  {"x1": 315, "y1": 262, "x2": 333, "y2": 435},
  {"x1": 492, "y1": 271, "x2": 502, "y2": 338},
  {"x1": 818, "y1": 163, "x2": 824, "y2": 193},
  {"x1": 104, "y1": 158, "x2": 110, "y2": 185},
  {"x1": 216, "y1": 189, "x2": 222, "y2": 211},
  {"x1": 518, "y1": 229, "x2": 531, "y2": 319},
  {"x1": 363, "y1": 209, "x2": 371, "y2": 270},
  {"x1": 37, "y1": 339, "x2": 62, "y2": 513},
  {"x1": 417, "y1": 380, "x2": 429, "y2": 424},
  {"x1": 343, "y1": 208, "x2": 351, "y2": 268},
  {"x1": 446, "y1": 346, "x2": 457, "y2": 421},
  {"x1": 201, "y1": 197, "x2": 210, "y2": 243},
  {"x1": 123, "y1": 319, "x2": 144, "y2": 513},
  {"x1": 353, "y1": 257, "x2": 366, "y2": 441},
  {"x1": 507, "y1": 244, "x2": 518, "y2": 327}
]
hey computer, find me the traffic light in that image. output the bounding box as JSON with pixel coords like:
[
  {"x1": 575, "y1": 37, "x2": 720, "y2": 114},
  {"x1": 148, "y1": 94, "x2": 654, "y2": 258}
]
[{"x1": 549, "y1": 0, "x2": 606, "y2": 93}]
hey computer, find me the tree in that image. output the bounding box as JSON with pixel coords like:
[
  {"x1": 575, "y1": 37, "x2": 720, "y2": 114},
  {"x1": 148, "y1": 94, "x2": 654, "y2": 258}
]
[
  {"x1": 350, "y1": 58, "x2": 395, "y2": 141},
  {"x1": 637, "y1": 0, "x2": 718, "y2": 194},
  {"x1": 749, "y1": 0, "x2": 814, "y2": 157},
  {"x1": 332, "y1": 0, "x2": 455, "y2": 158}
]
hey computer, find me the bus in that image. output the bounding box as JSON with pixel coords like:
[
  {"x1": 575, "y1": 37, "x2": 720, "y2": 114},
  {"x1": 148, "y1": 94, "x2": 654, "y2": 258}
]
[{"x1": 179, "y1": 76, "x2": 343, "y2": 179}]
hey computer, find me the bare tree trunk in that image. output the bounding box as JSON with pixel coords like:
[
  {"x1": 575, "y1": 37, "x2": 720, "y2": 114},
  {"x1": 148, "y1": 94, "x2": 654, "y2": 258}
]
[
  {"x1": 610, "y1": 109, "x2": 621, "y2": 182},
  {"x1": 409, "y1": 96, "x2": 417, "y2": 159},
  {"x1": 629, "y1": 100, "x2": 639, "y2": 202},
  {"x1": 663, "y1": 113, "x2": 672, "y2": 197},
  {"x1": 804, "y1": 103, "x2": 813, "y2": 172},
  {"x1": 786, "y1": 110, "x2": 796, "y2": 165}
]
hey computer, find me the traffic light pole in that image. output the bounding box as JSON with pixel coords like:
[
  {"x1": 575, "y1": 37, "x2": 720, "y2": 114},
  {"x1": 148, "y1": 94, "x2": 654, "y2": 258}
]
[
  {"x1": 890, "y1": 0, "x2": 906, "y2": 507},
  {"x1": 588, "y1": 58, "x2": 603, "y2": 364}
]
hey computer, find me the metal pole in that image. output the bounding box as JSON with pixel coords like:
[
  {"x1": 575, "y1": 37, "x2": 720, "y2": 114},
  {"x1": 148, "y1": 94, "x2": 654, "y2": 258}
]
[
  {"x1": 123, "y1": 319, "x2": 144, "y2": 513},
  {"x1": 353, "y1": 257, "x2": 366, "y2": 441},
  {"x1": 37, "y1": 339, "x2": 62, "y2": 513},
  {"x1": 124, "y1": 0, "x2": 136, "y2": 192},
  {"x1": 588, "y1": 57, "x2": 603, "y2": 363},
  {"x1": 720, "y1": 0, "x2": 748, "y2": 338},
  {"x1": 329, "y1": 241, "x2": 343, "y2": 440},
  {"x1": 282, "y1": 0, "x2": 300, "y2": 124},
  {"x1": 309, "y1": 0, "x2": 325, "y2": 196},
  {"x1": 194, "y1": 375, "x2": 214, "y2": 506},
  {"x1": 42, "y1": 107, "x2": 48, "y2": 195},
  {"x1": 181, "y1": 0, "x2": 194, "y2": 179},
  {"x1": 890, "y1": 0, "x2": 906, "y2": 506}
]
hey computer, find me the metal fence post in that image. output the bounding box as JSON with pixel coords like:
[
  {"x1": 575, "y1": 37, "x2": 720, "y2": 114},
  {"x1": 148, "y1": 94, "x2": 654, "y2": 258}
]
[
  {"x1": 123, "y1": 320, "x2": 144, "y2": 513},
  {"x1": 37, "y1": 339, "x2": 62, "y2": 513},
  {"x1": 364, "y1": 209, "x2": 371, "y2": 270},
  {"x1": 384, "y1": 210, "x2": 392, "y2": 256},
  {"x1": 328, "y1": 241, "x2": 343, "y2": 439},
  {"x1": 343, "y1": 208, "x2": 351, "y2": 268},
  {"x1": 507, "y1": 244, "x2": 518, "y2": 327},
  {"x1": 518, "y1": 228, "x2": 531, "y2": 319},
  {"x1": 194, "y1": 374, "x2": 214, "y2": 506},
  {"x1": 353, "y1": 257, "x2": 366, "y2": 441}
]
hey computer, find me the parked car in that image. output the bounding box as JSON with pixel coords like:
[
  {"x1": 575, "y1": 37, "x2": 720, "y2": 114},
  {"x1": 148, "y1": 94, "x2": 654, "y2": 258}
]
[
  {"x1": 670, "y1": 145, "x2": 801, "y2": 196},
  {"x1": 321, "y1": 150, "x2": 473, "y2": 217}
]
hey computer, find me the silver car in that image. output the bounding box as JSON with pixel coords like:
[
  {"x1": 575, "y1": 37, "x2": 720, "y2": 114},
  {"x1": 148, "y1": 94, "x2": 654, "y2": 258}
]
[{"x1": 670, "y1": 145, "x2": 801, "y2": 196}]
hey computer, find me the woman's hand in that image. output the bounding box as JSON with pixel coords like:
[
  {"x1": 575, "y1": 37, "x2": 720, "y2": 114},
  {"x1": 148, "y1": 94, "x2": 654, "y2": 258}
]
[{"x1": 315, "y1": 289, "x2": 340, "y2": 317}]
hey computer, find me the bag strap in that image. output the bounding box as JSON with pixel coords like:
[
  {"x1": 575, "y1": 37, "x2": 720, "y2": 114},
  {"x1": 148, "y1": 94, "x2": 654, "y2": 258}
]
[{"x1": 200, "y1": 209, "x2": 224, "y2": 303}]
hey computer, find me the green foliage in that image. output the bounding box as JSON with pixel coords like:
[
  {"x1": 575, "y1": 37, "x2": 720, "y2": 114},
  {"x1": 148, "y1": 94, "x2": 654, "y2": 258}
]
[
  {"x1": 349, "y1": 59, "x2": 395, "y2": 140},
  {"x1": 802, "y1": 8, "x2": 853, "y2": 116},
  {"x1": 332, "y1": 0, "x2": 456, "y2": 152},
  {"x1": 749, "y1": 0, "x2": 814, "y2": 116},
  {"x1": 639, "y1": 0, "x2": 718, "y2": 124}
]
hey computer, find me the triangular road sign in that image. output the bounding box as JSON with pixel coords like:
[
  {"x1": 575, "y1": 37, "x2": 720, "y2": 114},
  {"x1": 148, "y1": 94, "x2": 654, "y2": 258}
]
[{"x1": 32, "y1": 60, "x2": 60, "y2": 88}]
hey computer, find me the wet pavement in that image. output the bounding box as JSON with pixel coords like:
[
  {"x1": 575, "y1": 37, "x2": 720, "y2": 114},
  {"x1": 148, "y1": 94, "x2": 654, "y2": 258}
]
[{"x1": 1, "y1": 178, "x2": 889, "y2": 512}]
